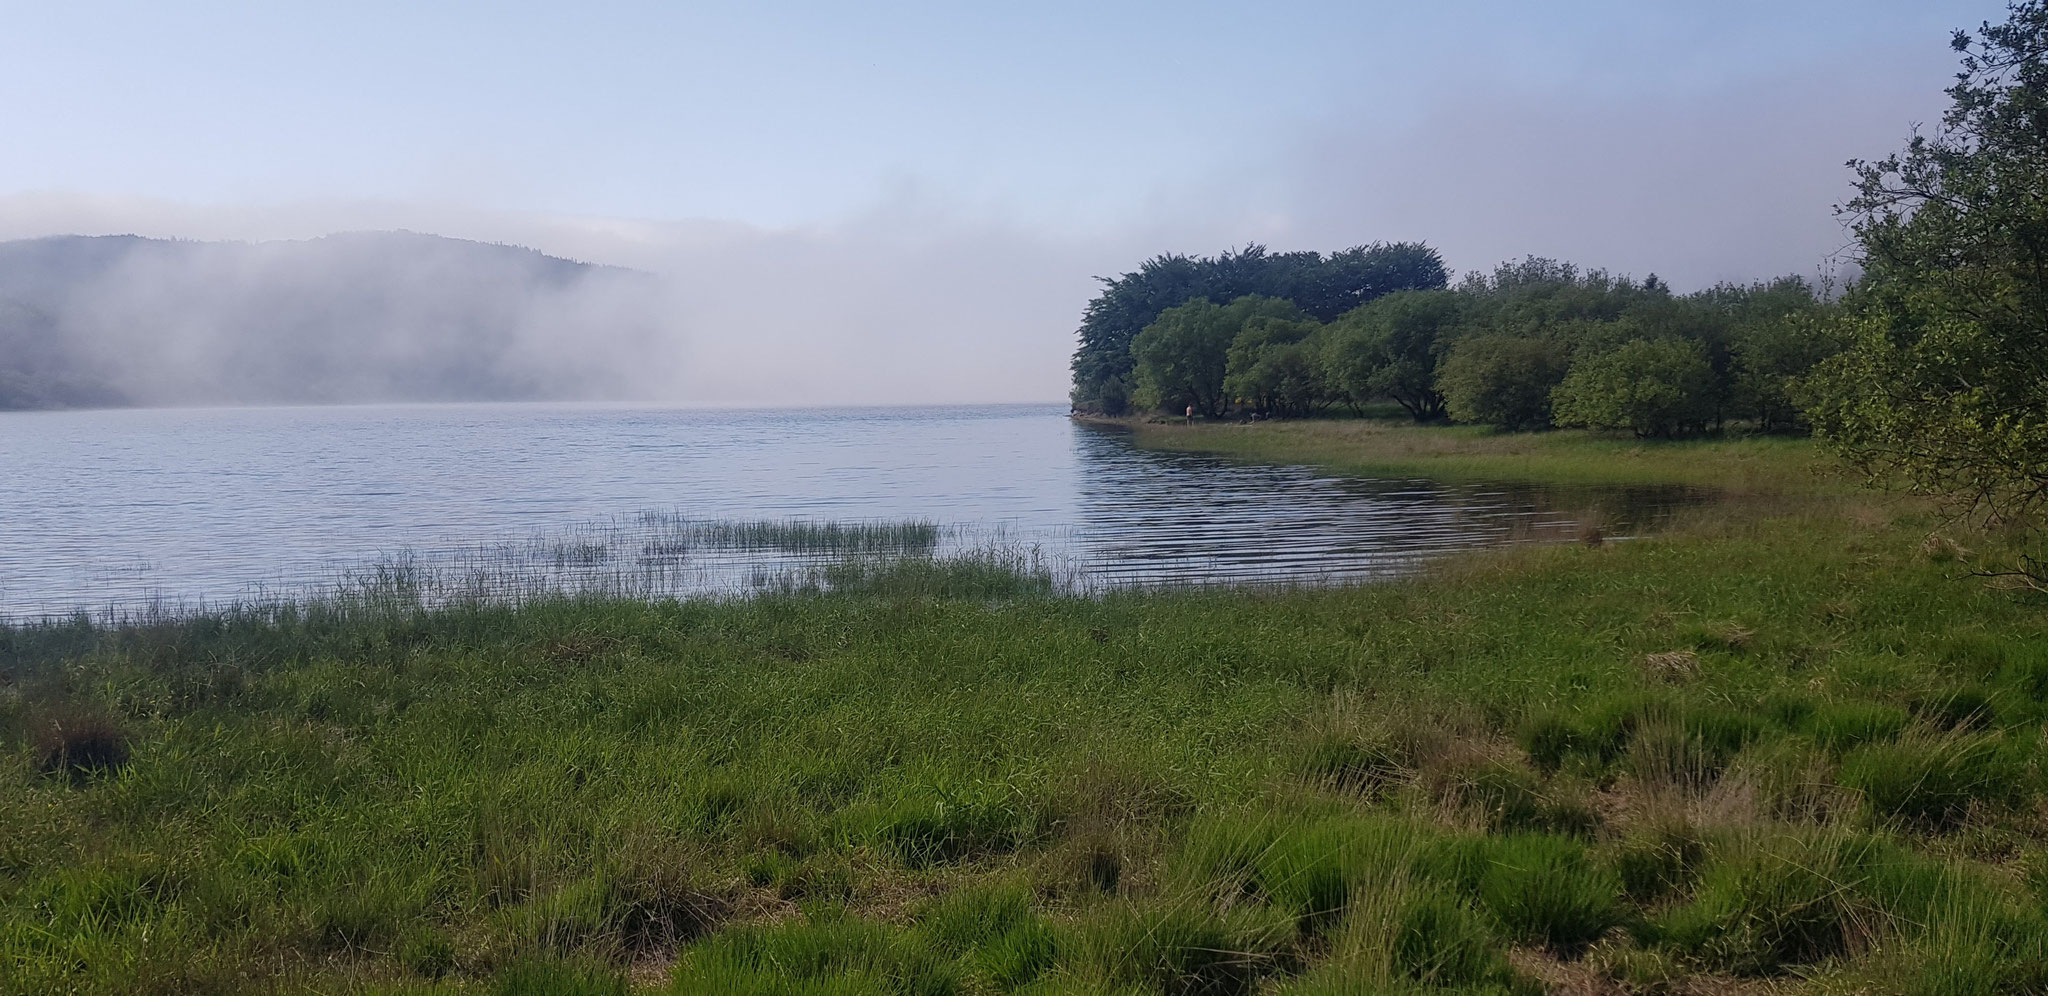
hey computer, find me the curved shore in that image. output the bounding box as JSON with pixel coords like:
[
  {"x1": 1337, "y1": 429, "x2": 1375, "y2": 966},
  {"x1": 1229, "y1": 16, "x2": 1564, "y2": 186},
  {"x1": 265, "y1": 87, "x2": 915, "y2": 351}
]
[{"x1": 3, "y1": 424, "x2": 2042, "y2": 993}]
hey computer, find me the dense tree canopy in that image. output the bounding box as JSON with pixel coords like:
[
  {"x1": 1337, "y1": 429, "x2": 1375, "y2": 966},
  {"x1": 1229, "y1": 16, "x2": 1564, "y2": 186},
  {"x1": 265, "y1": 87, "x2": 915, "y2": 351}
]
[
  {"x1": 1130, "y1": 295, "x2": 1307, "y2": 418},
  {"x1": 1223, "y1": 315, "x2": 1325, "y2": 419},
  {"x1": 1069, "y1": 243, "x2": 1445, "y2": 413},
  {"x1": 1081, "y1": 247, "x2": 1835, "y2": 436},
  {"x1": 1320, "y1": 290, "x2": 1464, "y2": 421},
  {"x1": 1806, "y1": 2, "x2": 2048, "y2": 534},
  {"x1": 1552, "y1": 338, "x2": 1718, "y2": 438},
  {"x1": 1437, "y1": 335, "x2": 1568, "y2": 431}
]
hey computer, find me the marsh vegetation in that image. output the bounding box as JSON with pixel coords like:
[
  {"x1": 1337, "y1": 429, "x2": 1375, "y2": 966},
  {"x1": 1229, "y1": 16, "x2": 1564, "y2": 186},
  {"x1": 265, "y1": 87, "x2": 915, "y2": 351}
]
[
  {"x1": 7, "y1": 6, "x2": 2048, "y2": 993},
  {"x1": 4, "y1": 422, "x2": 2046, "y2": 994}
]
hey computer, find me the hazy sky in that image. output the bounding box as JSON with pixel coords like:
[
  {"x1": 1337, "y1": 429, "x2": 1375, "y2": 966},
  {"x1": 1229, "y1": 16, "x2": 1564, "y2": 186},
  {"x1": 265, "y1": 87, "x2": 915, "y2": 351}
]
[{"x1": 0, "y1": 1, "x2": 2003, "y2": 404}]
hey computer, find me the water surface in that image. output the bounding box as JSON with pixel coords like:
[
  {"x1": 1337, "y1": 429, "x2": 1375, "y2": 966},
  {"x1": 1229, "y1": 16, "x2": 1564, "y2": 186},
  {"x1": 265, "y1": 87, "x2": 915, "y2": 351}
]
[{"x1": 1, "y1": 403, "x2": 1697, "y2": 616}]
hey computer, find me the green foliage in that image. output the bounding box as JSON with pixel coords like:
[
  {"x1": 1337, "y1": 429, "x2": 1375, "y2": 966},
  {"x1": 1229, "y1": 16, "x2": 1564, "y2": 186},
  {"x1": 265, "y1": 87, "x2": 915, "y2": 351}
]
[
  {"x1": 853, "y1": 781, "x2": 1036, "y2": 868},
  {"x1": 1727, "y1": 294, "x2": 1841, "y2": 431},
  {"x1": 1223, "y1": 316, "x2": 1326, "y2": 417},
  {"x1": 1551, "y1": 338, "x2": 1717, "y2": 438},
  {"x1": 1608, "y1": 819, "x2": 1708, "y2": 903},
  {"x1": 915, "y1": 883, "x2": 1057, "y2": 989},
  {"x1": 1131, "y1": 295, "x2": 1305, "y2": 417},
  {"x1": 1087, "y1": 242, "x2": 1834, "y2": 429},
  {"x1": 1807, "y1": 4, "x2": 2048, "y2": 541},
  {"x1": 1664, "y1": 831, "x2": 2048, "y2": 987},
  {"x1": 1437, "y1": 335, "x2": 1569, "y2": 430},
  {"x1": 1321, "y1": 289, "x2": 1464, "y2": 420},
  {"x1": 492, "y1": 958, "x2": 629, "y2": 996},
  {"x1": 1071, "y1": 243, "x2": 1448, "y2": 412}
]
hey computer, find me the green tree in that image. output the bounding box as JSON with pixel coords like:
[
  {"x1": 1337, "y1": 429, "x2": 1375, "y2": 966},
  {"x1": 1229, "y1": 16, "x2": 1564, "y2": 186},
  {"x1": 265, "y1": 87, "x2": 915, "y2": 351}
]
[
  {"x1": 1321, "y1": 289, "x2": 1464, "y2": 420},
  {"x1": 1224, "y1": 316, "x2": 1326, "y2": 417},
  {"x1": 1805, "y1": 3, "x2": 2048, "y2": 545},
  {"x1": 1069, "y1": 243, "x2": 1446, "y2": 411},
  {"x1": 1437, "y1": 335, "x2": 1569, "y2": 430},
  {"x1": 1130, "y1": 295, "x2": 1305, "y2": 417},
  {"x1": 1731, "y1": 312, "x2": 1843, "y2": 433},
  {"x1": 1552, "y1": 338, "x2": 1717, "y2": 438}
]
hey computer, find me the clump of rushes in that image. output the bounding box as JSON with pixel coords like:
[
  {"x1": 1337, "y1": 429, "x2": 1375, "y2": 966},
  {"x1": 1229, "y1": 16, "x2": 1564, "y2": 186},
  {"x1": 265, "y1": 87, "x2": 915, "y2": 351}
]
[
  {"x1": 1836, "y1": 727, "x2": 2023, "y2": 829},
  {"x1": 31, "y1": 703, "x2": 130, "y2": 783}
]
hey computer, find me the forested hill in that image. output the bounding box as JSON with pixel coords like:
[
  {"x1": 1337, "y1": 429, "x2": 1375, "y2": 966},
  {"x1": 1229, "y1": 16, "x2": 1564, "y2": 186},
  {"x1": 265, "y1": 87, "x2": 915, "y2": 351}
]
[{"x1": 0, "y1": 232, "x2": 677, "y2": 410}]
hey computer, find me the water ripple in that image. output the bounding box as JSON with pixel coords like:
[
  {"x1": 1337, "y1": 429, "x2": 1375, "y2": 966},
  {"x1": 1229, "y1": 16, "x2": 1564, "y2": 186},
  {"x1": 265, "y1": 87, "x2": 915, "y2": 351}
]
[{"x1": 0, "y1": 403, "x2": 1702, "y2": 617}]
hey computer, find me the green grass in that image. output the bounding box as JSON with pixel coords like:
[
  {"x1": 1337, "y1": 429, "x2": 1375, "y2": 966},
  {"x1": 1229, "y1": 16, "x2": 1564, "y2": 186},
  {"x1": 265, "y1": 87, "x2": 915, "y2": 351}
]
[
  {"x1": 1103, "y1": 414, "x2": 1839, "y2": 491},
  {"x1": 2, "y1": 424, "x2": 2045, "y2": 993}
]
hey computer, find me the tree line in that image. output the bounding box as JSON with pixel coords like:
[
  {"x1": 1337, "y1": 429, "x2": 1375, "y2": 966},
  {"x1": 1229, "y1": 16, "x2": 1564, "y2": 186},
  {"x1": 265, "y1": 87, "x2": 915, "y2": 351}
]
[
  {"x1": 1069, "y1": 0, "x2": 2048, "y2": 584},
  {"x1": 1071, "y1": 247, "x2": 1840, "y2": 438}
]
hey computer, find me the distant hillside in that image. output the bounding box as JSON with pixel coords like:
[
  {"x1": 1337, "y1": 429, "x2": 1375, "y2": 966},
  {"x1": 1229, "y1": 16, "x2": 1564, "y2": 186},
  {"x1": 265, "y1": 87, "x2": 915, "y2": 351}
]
[{"x1": 0, "y1": 232, "x2": 678, "y2": 409}]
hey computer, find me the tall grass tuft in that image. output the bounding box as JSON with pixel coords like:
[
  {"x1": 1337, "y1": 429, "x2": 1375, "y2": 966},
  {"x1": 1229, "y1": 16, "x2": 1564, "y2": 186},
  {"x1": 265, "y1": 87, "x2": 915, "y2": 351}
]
[{"x1": 30, "y1": 705, "x2": 131, "y2": 783}]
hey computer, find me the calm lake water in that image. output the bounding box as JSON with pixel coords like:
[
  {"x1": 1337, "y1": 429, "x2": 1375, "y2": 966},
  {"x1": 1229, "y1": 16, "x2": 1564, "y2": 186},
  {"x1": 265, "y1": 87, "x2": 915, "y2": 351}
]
[{"x1": 1, "y1": 403, "x2": 1698, "y2": 617}]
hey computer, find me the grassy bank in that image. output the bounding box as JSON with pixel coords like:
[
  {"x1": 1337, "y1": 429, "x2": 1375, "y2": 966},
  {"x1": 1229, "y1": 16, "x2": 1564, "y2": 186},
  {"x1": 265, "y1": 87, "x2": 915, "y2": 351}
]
[
  {"x1": 4, "y1": 428, "x2": 2047, "y2": 994},
  {"x1": 1102, "y1": 415, "x2": 1837, "y2": 493}
]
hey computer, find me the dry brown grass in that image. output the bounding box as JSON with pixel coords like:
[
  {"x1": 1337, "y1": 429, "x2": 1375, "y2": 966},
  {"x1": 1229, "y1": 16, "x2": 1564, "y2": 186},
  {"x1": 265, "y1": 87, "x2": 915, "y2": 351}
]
[{"x1": 1640, "y1": 650, "x2": 1704, "y2": 683}]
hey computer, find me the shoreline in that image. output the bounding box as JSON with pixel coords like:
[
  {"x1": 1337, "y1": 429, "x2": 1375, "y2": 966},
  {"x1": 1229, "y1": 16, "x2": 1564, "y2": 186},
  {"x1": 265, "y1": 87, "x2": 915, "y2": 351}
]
[
  {"x1": 1082, "y1": 411, "x2": 1843, "y2": 493},
  {"x1": 4, "y1": 424, "x2": 2043, "y2": 994}
]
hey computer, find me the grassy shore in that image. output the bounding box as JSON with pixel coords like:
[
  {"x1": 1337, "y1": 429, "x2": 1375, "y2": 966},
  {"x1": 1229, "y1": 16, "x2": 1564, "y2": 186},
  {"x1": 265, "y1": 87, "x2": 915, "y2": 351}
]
[
  {"x1": 4, "y1": 424, "x2": 2047, "y2": 994},
  {"x1": 1102, "y1": 415, "x2": 1838, "y2": 493}
]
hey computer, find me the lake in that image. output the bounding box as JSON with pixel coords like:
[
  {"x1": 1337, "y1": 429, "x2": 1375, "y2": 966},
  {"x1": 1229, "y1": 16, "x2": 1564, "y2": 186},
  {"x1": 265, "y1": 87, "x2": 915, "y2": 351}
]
[{"x1": 0, "y1": 403, "x2": 1699, "y2": 617}]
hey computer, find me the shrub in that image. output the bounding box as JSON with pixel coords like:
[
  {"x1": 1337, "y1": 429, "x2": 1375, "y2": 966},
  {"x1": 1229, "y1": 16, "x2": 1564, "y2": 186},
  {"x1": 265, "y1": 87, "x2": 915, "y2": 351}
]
[
  {"x1": 916, "y1": 883, "x2": 1058, "y2": 990},
  {"x1": 1720, "y1": 738, "x2": 1844, "y2": 822},
  {"x1": 1437, "y1": 334, "x2": 1569, "y2": 430},
  {"x1": 397, "y1": 925, "x2": 456, "y2": 979},
  {"x1": 1910, "y1": 688, "x2": 1994, "y2": 731},
  {"x1": 1176, "y1": 812, "x2": 1420, "y2": 928},
  {"x1": 1518, "y1": 713, "x2": 1586, "y2": 775},
  {"x1": 1621, "y1": 709, "x2": 1767, "y2": 788},
  {"x1": 1297, "y1": 728, "x2": 1413, "y2": 796},
  {"x1": 1551, "y1": 338, "x2": 1718, "y2": 437}
]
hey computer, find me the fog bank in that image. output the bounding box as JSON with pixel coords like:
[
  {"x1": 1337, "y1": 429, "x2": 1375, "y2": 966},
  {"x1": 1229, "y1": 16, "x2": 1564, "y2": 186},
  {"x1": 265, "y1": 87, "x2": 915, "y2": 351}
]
[{"x1": 0, "y1": 232, "x2": 681, "y2": 409}]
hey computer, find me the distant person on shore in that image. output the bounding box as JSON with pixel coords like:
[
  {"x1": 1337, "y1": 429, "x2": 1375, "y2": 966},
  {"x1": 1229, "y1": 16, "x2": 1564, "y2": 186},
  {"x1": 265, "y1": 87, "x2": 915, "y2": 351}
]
[{"x1": 1185, "y1": 404, "x2": 1194, "y2": 425}]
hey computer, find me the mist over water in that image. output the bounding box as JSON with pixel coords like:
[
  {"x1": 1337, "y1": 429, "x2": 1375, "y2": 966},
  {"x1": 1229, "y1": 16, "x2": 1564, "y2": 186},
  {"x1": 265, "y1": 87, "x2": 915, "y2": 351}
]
[
  {"x1": 0, "y1": 404, "x2": 1700, "y2": 617},
  {"x1": 0, "y1": 232, "x2": 683, "y2": 409}
]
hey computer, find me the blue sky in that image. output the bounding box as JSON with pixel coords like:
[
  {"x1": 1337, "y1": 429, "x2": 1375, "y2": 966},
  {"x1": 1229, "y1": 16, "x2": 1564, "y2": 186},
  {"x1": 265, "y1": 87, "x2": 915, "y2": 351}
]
[
  {"x1": 0, "y1": 1, "x2": 2005, "y2": 403},
  {"x1": 0, "y1": 1, "x2": 1985, "y2": 226}
]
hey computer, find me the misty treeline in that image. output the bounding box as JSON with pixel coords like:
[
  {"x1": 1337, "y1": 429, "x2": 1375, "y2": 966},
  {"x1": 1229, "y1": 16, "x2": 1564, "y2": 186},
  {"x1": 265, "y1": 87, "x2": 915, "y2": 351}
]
[
  {"x1": 1069, "y1": 244, "x2": 1840, "y2": 437},
  {"x1": 0, "y1": 232, "x2": 678, "y2": 410},
  {"x1": 1076, "y1": 0, "x2": 2048, "y2": 581}
]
